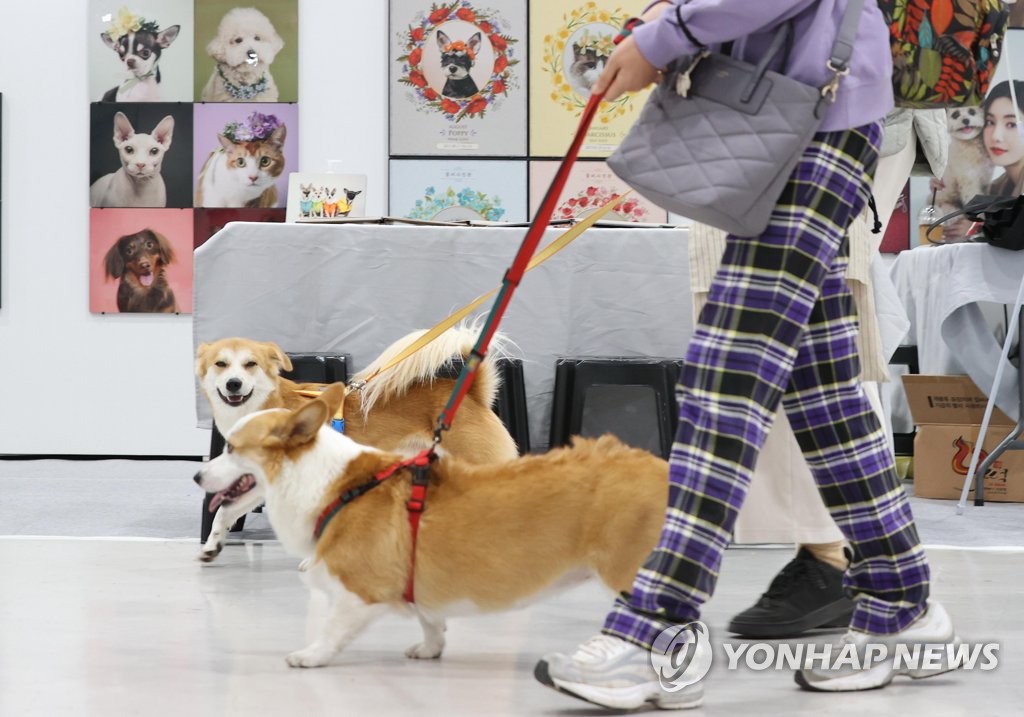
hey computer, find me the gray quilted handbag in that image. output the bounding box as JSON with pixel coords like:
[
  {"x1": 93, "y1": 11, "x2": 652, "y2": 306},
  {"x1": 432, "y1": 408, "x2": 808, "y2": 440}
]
[{"x1": 607, "y1": 0, "x2": 863, "y2": 237}]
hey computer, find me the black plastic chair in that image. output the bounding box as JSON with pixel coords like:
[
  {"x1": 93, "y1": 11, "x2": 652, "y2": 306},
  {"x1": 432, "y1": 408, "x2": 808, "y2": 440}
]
[{"x1": 549, "y1": 357, "x2": 681, "y2": 459}]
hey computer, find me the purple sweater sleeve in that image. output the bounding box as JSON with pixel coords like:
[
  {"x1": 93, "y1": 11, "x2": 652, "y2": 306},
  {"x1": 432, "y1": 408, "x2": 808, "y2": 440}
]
[{"x1": 633, "y1": 0, "x2": 818, "y2": 70}]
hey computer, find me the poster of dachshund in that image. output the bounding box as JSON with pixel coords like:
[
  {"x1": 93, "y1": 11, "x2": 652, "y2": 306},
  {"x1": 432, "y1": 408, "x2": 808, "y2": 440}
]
[{"x1": 89, "y1": 208, "x2": 194, "y2": 314}]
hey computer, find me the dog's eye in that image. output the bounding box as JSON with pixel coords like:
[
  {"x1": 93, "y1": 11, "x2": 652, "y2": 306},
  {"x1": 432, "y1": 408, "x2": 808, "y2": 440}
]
[
  {"x1": 139, "y1": 49, "x2": 151, "y2": 59},
  {"x1": 244, "y1": 361, "x2": 257, "y2": 369},
  {"x1": 215, "y1": 360, "x2": 228, "y2": 368},
  {"x1": 254, "y1": 35, "x2": 261, "y2": 41},
  {"x1": 149, "y1": 147, "x2": 159, "y2": 156},
  {"x1": 259, "y1": 157, "x2": 271, "y2": 167},
  {"x1": 125, "y1": 146, "x2": 134, "y2": 154},
  {"x1": 225, "y1": 444, "x2": 234, "y2": 454},
  {"x1": 233, "y1": 37, "x2": 243, "y2": 44}
]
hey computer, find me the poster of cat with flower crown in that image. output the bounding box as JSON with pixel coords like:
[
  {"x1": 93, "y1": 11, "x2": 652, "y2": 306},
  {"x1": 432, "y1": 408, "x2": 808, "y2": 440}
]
[{"x1": 390, "y1": 0, "x2": 528, "y2": 156}]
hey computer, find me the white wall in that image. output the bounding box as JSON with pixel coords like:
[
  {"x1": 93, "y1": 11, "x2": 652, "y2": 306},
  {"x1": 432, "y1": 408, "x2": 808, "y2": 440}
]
[{"x1": 0, "y1": 0, "x2": 387, "y2": 455}]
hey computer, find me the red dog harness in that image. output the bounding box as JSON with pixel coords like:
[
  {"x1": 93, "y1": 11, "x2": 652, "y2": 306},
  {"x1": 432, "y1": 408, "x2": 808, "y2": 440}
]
[{"x1": 313, "y1": 447, "x2": 435, "y2": 603}]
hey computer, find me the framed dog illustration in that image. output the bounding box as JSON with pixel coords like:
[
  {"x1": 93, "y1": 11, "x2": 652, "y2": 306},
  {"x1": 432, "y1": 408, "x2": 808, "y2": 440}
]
[
  {"x1": 528, "y1": 0, "x2": 652, "y2": 158},
  {"x1": 285, "y1": 173, "x2": 368, "y2": 222},
  {"x1": 390, "y1": 0, "x2": 527, "y2": 156}
]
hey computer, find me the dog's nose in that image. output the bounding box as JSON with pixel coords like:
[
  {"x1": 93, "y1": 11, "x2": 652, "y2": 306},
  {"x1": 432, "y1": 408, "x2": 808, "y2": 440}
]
[
  {"x1": 127, "y1": 58, "x2": 136, "y2": 69},
  {"x1": 246, "y1": 49, "x2": 258, "y2": 65},
  {"x1": 226, "y1": 378, "x2": 242, "y2": 392},
  {"x1": 193, "y1": 472, "x2": 203, "y2": 485}
]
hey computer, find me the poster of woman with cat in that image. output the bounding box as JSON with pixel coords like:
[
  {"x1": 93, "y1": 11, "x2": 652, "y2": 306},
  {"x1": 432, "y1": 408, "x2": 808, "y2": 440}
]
[
  {"x1": 528, "y1": 0, "x2": 652, "y2": 158},
  {"x1": 389, "y1": 0, "x2": 527, "y2": 156},
  {"x1": 192, "y1": 103, "x2": 298, "y2": 208},
  {"x1": 89, "y1": 102, "x2": 194, "y2": 208}
]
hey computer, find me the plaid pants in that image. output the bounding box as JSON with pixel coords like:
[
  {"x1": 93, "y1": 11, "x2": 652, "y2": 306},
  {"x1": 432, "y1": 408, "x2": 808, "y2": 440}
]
[{"x1": 604, "y1": 123, "x2": 931, "y2": 648}]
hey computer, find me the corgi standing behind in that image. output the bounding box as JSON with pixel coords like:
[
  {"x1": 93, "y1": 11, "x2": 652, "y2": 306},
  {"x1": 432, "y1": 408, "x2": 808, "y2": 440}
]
[
  {"x1": 194, "y1": 383, "x2": 668, "y2": 668},
  {"x1": 195, "y1": 325, "x2": 519, "y2": 562}
]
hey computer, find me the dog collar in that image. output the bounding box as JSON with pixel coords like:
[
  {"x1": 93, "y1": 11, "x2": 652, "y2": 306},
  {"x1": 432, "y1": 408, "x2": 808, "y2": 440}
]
[{"x1": 217, "y1": 65, "x2": 270, "y2": 100}]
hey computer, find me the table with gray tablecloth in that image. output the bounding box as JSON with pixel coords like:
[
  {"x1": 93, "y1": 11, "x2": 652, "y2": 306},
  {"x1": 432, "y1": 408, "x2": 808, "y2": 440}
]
[
  {"x1": 193, "y1": 222, "x2": 694, "y2": 450},
  {"x1": 889, "y1": 242, "x2": 1024, "y2": 423}
]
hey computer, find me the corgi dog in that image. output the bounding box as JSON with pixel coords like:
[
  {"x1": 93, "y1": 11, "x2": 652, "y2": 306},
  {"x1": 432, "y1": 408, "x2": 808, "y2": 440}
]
[
  {"x1": 194, "y1": 383, "x2": 668, "y2": 668},
  {"x1": 194, "y1": 325, "x2": 519, "y2": 562}
]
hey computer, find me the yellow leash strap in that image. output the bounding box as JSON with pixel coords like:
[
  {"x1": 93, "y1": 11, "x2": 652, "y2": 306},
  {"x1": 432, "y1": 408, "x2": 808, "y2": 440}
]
[{"x1": 359, "y1": 191, "x2": 632, "y2": 385}]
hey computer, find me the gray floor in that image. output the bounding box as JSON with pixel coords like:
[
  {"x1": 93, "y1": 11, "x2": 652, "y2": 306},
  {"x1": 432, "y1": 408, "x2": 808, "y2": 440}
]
[{"x1": 0, "y1": 459, "x2": 1022, "y2": 716}]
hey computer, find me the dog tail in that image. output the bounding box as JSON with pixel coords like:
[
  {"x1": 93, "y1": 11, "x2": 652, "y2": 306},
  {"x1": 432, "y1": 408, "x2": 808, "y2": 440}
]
[{"x1": 353, "y1": 319, "x2": 516, "y2": 416}]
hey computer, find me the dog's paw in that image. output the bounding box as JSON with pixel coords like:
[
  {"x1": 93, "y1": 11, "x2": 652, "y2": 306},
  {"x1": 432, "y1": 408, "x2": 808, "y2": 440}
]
[
  {"x1": 286, "y1": 645, "x2": 334, "y2": 668},
  {"x1": 404, "y1": 642, "x2": 444, "y2": 660},
  {"x1": 298, "y1": 557, "x2": 313, "y2": 572},
  {"x1": 198, "y1": 544, "x2": 223, "y2": 563}
]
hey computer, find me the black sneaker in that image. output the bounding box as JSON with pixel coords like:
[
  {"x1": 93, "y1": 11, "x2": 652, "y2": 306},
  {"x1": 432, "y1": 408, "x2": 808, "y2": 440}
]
[{"x1": 727, "y1": 547, "x2": 854, "y2": 638}]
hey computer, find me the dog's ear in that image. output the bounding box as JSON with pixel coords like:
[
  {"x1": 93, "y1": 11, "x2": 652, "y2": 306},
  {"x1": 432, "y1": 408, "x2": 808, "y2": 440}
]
[
  {"x1": 158, "y1": 25, "x2": 180, "y2": 48},
  {"x1": 467, "y1": 32, "x2": 482, "y2": 56},
  {"x1": 268, "y1": 27, "x2": 284, "y2": 57},
  {"x1": 262, "y1": 342, "x2": 293, "y2": 374},
  {"x1": 195, "y1": 342, "x2": 213, "y2": 375},
  {"x1": 104, "y1": 238, "x2": 127, "y2": 279},
  {"x1": 113, "y1": 112, "x2": 135, "y2": 144},
  {"x1": 101, "y1": 32, "x2": 119, "y2": 51},
  {"x1": 282, "y1": 399, "x2": 328, "y2": 446},
  {"x1": 206, "y1": 34, "x2": 228, "y2": 63},
  {"x1": 149, "y1": 230, "x2": 176, "y2": 265},
  {"x1": 319, "y1": 382, "x2": 347, "y2": 419},
  {"x1": 437, "y1": 29, "x2": 451, "y2": 50}
]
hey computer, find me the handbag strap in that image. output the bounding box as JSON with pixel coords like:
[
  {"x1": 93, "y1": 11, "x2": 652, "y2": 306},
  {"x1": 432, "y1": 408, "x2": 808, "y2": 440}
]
[{"x1": 673, "y1": 0, "x2": 865, "y2": 101}]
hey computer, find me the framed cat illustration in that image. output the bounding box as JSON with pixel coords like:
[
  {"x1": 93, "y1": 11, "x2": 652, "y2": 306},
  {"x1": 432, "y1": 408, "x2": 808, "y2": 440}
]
[{"x1": 192, "y1": 103, "x2": 299, "y2": 208}]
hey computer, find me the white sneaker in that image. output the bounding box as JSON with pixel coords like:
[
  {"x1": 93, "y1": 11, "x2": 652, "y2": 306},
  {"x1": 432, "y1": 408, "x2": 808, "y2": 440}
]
[
  {"x1": 796, "y1": 601, "x2": 961, "y2": 692},
  {"x1": 535, "y1": 634, "x2": 704, "y2": 710}
]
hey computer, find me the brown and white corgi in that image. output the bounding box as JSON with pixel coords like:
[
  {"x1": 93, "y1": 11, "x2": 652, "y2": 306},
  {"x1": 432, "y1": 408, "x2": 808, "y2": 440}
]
[
  {"x1": 193, "y1": 383, "x2": 668, "y2": 668},
  {"x1": 194, "y1": 325, "x2": 519, "y2": 562}
]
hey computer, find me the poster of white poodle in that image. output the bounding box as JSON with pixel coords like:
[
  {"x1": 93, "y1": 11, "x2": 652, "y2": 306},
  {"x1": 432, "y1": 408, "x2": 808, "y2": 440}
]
[{"x1": 194, "y1": 1, "x2": 298, "y2": 102}]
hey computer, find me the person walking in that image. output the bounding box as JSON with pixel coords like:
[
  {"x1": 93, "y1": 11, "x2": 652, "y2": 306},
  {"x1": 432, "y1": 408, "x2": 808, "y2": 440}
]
[{"x1": 535, "y1": 0, "x2": 960, "y2": 710}]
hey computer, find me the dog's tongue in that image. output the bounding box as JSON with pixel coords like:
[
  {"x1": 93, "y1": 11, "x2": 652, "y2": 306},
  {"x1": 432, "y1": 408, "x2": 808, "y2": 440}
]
[
  {"x1": 141, "y1": 273, "x2": 154, "y2": 287},
  {"x1": 208, "y1": 474, "x2": 256, "y2": 513}
]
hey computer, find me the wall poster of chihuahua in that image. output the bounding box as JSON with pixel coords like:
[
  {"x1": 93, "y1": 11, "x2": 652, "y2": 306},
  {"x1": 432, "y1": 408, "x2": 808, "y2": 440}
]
[
  {"x1": 389, "y1": 0, "x2": 527, "y2": 156},
  {"x1": 89, "y1": 2, "x2": 195, "y2": 103},
  {"x1": 89, "y1": 208, "x2": 194, "y2": 314}
]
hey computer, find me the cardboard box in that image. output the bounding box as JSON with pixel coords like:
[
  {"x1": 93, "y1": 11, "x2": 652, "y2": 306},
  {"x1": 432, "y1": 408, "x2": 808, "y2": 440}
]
[{"x1": 902, "y1": 375, "x2": 1024, "y2": 502}]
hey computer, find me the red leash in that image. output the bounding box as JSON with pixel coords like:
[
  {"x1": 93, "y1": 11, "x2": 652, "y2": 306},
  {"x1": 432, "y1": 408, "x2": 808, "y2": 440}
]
[{"x1": 314, "y1": 86, "x2": 617, "y2": 603}]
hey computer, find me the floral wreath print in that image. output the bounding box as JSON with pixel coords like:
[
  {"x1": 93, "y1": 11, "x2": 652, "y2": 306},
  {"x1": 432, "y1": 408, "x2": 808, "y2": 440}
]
[
  {"x1": 406, "y1": 185, "x2": 506, "y2": 221},
  {"x1": 542, "y1": 2, "x2": 633, "y2": 121},
  {"x1": 396, "y1": 1, "x2": 519, "y2": 123},
  {"x1": 557, "y1": 185, "x2": 648, "y2": 222}
]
